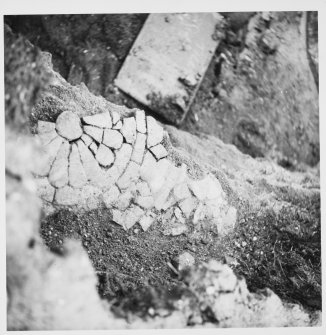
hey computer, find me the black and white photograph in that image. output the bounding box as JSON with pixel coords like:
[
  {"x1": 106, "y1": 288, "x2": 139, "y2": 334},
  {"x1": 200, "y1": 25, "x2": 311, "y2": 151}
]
[{"x1": 2, "y1": 0, "x2": 324, "y2": 331}]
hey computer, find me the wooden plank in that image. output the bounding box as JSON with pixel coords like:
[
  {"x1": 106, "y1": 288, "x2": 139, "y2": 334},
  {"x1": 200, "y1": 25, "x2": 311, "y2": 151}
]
[{"x1": 115, "y1": 13, "x2": 223, "y2": 125}]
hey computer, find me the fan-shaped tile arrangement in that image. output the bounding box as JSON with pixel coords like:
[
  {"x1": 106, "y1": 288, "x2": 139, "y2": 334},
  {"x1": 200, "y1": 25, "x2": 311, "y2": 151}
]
[{"x1": 34, "y1": 109, "x2": 236, "y2": 234}]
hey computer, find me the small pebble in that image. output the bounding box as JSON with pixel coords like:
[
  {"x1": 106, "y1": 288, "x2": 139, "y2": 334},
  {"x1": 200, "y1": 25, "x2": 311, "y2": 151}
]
[{"x1": 242, "y1": 241, "x2": 247, "y2": 247}]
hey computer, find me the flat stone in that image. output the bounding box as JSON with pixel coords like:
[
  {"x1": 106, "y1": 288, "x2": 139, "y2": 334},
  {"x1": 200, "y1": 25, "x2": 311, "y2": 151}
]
[
  {"x1": 113, "y1": 120, "x2": 122, "y2": 130},
  {"x1": 136, "y1": 181, "x2": 152, "y2": 197},
  {"x1": 153, "y1": 162, "x2": 186, "y2": 210},
  {"x1": 178, "y1": 197, "x2": 197, "y2": 218},
  {"x1": 37, "y1": 120, "x2": 55, "y2": 134},
  {"x1": 55, "y1": 111, "x2": 82, "y2": 141},
  {"x1": 140, "y1": 152, "x2": 170, "y2": 194},
  {"x1": 146, "y1": 116, "x2": 163, "y2": 148},
  {"x1": 33, "y1": 136, "x2": 63, "y2": 176},
  {"x1": 149, "y1": 143, "x2": 168, "y2": 160},
  {"x1": 178, "y1": 252, "x2": 195, "y2": 271},
  {"x1": 55, "y1": 185, "x2": 81, "y2": 205},
  {"x1": 69, "y1": 143, "x2": 87, "y2": 188},
  {"x1": 81, "y1": 133, "x2": 93, "y2": 146},
  {"x1": 163, "y1": 220, "x2": 187, "y2": 236},
  {"x1": 174, "y1": 182, "x2": 191, "y2": 201},
  {"x1": 111, "y1": 111, "x2": 120, "y2": 125},
  {"x1": 37, "y1": 130, "x2": 58, "y2": 146},
  {"x1": 117, "y1": 161, "x2": 140, "y2": 190},
  {"x1": 80, "y1": 185, "x2": 102, "y2": 210},
  {"x1": 188, "y1": 175, "x2": 225, "y2": 201},
  {"x1": 103, "y1": 129, "x2": 123, "y2": 149},
  {"x1": 102, "y1": 185, "x2": 121, "y2": 208},
  {"x1": 111, "y1": 209, "x2": 124, "y2": 227},
  {"x1": 76, "y1": 140, "x2": 105, "y2": 186},
  {"x1": 193, "y1": 203, "x2": 206, "y2": 224},
  {"x1": 135, "y1": 109, "x2": 146, "y2": 133},
  {"x1": 83, "y1": 125, "x2": 103, "y2": 143},
  {"x1": 83, "y1": 112, "x2": 112, "y2": 128},
  {"x1": 89, "y1": 142, "x2": 98, "y2": 155},
  {"x1": 135, "y1": 195, "x2": 154, "y2": 209},
  {"x1": 113, "y1": 190, "x2": 133, "y2": 210},
  {"x1": 114, "y1": 143, "x2": 133, "y2": 175},
  {"x1": 111, "y1": 205, "x2": 144, "y2": 230},
  {"x1": 96, "y1": 144, "x2": 114, "y2": 167},
  {"x1": 220, "y1": 206, "x2": 237, "y2": 236},
  {"x1": 36, "y1": 178, "x2": 55, "y2": 202},
  {"x1": 120, "y1": 117, "x2": 136, "y2": 144},
  {"x1": 124, "y1": 205, "x2": 144, "y2": 230},
  {"x1": 174, "y1": 207, "x2": 186, "y2": 224},
  {"x1": 131, "y1": 133, "x2": 146, "y2": 164},
  {"x1": 139, "y1": 213, "x2": 155, "y2": 231},
  {"x1": 48, "y1": 140, "x2": 70, "y2": 188}
]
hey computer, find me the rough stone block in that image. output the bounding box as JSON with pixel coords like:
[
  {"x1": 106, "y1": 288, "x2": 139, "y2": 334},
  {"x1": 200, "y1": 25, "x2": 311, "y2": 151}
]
[
  {"x1": 37, "y1": 130, "x2": 58, "y2": 146},
  {"x1": 188, "y1": 175, "x2": 225, "y2": 201},
  {"x1": 135, "y1": 195, "x2": 154, "y2": 209},
  {"x1": 81, "y1": 133, "x2": 93, "y2": 146},
  {"x1": 111, "y1": 111, "x2": 120, "y2": 125},
  {"x1": 89, "y1": 142, "x2": 98, "y2": 155},
  {"x1": 178, "y1": 197, "x2": 197, "y2": 218},
  {"x1": 139, "y1": 213, "x2": 155, "y2": 231},
  {"x1": 114, "y1": 143, "x2": 133, "y2": 175}
]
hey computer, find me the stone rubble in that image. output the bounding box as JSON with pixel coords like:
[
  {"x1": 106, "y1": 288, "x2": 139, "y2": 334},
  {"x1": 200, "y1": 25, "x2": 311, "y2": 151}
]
[{"x1": 34, "y1": 108, "x2": 237, "y2": 235}]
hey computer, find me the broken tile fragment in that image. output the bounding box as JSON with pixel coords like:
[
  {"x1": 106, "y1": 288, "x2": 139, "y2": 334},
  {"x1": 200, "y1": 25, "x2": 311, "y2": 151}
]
[
  {"x1": 37, "y1": 120, "x2": 55, "y2": 134},
  {"x1": 55, "y1": 185, "x2": 81, "y2": 205},
  {"x1": 48, "y1": 140, "x2": 70, "y2": 188},
  {"x1": 83, "y1": 112, "x2": 112, "y2": 128},
  {"x1": 36, "y1": 178, "x2": 55, "y2": 202},
  {"x1": 146, "y1": 116, "x2": 163, "y2": 148},
  {"x1": 55, "y1": 111, "x2": 83, "y2": 141},
  {"x1": 120, "y1": 117, "x2": 136, "y2": 144},
  {"x1": 124, "y1": 205, "x2": 144, "y2": 230},
  {"x1": 149, "y1": 143, "x2": 168, "y2": 160},
  {"x1": 135, "y1": 109, "x2": 146, "y2": 133},
  {"x1": 95, "y1": 144, "x2": 115, "y2": 167},
  {"x1": 131, "y1": 133, "x2": 146, "y2": 164},
  {"x1": 103, "y1": 129, "x2": 123, "y2": 149},
  {"x1": 83, "y1": 125, "x2": 103, "y2": 143},
  {"x1": 69, "y1": 143, "x2": 87, "y2": 188}
]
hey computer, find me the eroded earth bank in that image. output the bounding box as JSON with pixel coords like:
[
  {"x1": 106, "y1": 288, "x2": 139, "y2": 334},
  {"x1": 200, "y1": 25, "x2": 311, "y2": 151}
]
[{"x1": 5, "y1": 15, "x2": 321, "y2": 330}]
